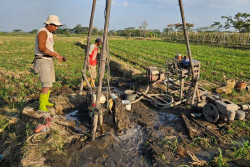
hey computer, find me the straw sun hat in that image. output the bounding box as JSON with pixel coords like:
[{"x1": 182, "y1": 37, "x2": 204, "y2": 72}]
[{"x1": 44, "y1": 15, "x2": 62, "y2": 26}]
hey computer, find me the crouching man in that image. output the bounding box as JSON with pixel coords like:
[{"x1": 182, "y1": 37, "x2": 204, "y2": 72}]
[{"x1": 34, "y1": 15, "x2": 66, "y2": 112}]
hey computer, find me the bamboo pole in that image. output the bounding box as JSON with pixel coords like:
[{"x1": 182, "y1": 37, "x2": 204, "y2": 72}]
[
  {"x1": 178, "y1": 0, "x2": 201, "y2": 105},
  {"x1": 80, "y1": 0, "x2": 97, "y2": 94},
  {"x1": 92, "y1": 0, "x2": 112, "y2": 141},
  {"x1": 178, "y1": 0, "x2": 195, "y2": 77}
]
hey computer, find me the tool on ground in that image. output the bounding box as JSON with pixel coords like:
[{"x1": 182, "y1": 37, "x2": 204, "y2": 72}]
[
  {"x1": 203, "y1": 95, "x2": 245, "y2": 123},
  {"x1": 182, "y1": 114, "x2": 221, "y2": 141}
]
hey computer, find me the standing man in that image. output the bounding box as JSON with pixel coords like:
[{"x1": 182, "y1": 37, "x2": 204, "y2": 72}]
[
  {"x1": 88, "y1": 38, "x2": 102, "y2": 87},
  {"x1": 34, "y1": 15, "x2": 66, "y2": 112}
]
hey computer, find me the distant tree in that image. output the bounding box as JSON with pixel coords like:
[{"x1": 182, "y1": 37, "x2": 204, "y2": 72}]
[
  {"x1": 124, "y1": 27, "x2": 136, "y2": 37},
  {"x1": 109, "y1": 30, "x2": 117, "y2": 36},
  {"x1": 91, "y1": 27, "x2": 99, "y2": 35},
  {"x1": 13, "y1": 29, "x2": 23, "y2": 33},
  {"x1": 82, "y1": 27, "x2": 89, "y2": 34},
  {"x1": 55, "y1": 24, "x2": 70, "y2": 34},
  {"x1": 196, "y1": 26, "x2": 215, "y2": 32},
  {"x1": 141, "y1": 20, "x2": 148, "y2": 38},
  {"x1": 98, "y1": 29, "x2": 104, "y2": 35},
  {"x1": 29, "y1": 29, "x2": 38, "y2": 34},
  {"x1": 69, "y1": 24, "x2": 88, "y2": 34},
  {"x1": 163, "y1": 24, "x2": 175, "y2": 33},
  {"x1": 211, "y1": 22, "x2": 223, "y2": 31},
  {"x1": 151, "y1": 29, "x2": 161, "y2": 38},
  {"x1": 174, "y1": 23, "x2": 194, "y2": 31},
  {"x1": 134, "y1": 29, "x2": 140, "y2": 37},
  {"x1": 221, "y1": 12, "x2": 250, "y2": 32},
  {"x1": 60, "y1": 24, "x2": 68, "y2": 29},
  {"x1": 139, "y1": 26, "x2": 142, "y2": 37}
]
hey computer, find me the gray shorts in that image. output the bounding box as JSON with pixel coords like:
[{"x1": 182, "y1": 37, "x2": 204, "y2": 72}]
[{"x1": 34, "y1": 59, "x2": 55, "y2": 87}]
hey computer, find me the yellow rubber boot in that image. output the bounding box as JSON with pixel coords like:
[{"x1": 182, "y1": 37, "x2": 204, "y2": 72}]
[
  {"x1": 90, "y1": 79, "x2": 95, "y2": 88},
  {"x1": 46, "y1": 90, "x2": 54, "y2": 107},
  {"x1": 216, "y1": 79, "x2": 235, "y2": 94},
  {"x1": 39, "y1": 93, "x2": 48, "y2": 112},
  {"x1": 83, "y1": 78, "x2": 92, "y2": 88}
]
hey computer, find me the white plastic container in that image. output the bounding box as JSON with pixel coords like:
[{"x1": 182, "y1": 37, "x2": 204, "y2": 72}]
[
  {"x1": 125, "y1": 104, "x2": 131, "y2": 111},
  {"x1": 122, "y1": 100, "x2": 132, "y2": 111},
  {"x1": 93, "y1": 94, "x2": 106, "y2": 104}
]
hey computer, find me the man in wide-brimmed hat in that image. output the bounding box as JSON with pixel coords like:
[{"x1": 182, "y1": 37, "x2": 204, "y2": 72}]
[{"x1": 34, "y1": 15, "x2": 66, "y2": 112}]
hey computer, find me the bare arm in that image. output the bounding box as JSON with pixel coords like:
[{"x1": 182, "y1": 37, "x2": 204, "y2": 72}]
[
  {"x1": 37, "y1": 31, "x2": 63, "y2": 61},
  {"x1": 88, "y1": 44, "x2": 95, "y2": 56}
]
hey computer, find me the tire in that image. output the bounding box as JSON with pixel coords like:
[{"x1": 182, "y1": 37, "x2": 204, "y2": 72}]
[{"x1": 203, "y1": 103, "x2": 220, "y2": 123}]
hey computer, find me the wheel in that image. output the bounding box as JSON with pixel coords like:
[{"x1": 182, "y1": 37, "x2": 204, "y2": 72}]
[
  {"x1": 203, "y1": 103, "x2": 219, "y2": 123},
  {"x1": 131, "y1": 85, "x2": 150, "y2": 104}
]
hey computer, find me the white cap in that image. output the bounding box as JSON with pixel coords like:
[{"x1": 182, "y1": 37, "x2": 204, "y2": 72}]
[{"x1": 44, "y1": 15, "x2": 62, "y2": 26}]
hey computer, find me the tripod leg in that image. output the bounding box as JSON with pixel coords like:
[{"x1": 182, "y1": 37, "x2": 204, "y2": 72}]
[
  {"x1": 99, "y1": 110, "x2": 104, "y2": 134},
  {"x1": 92, "y1": 114, "x2": 98, "y2": 141}
]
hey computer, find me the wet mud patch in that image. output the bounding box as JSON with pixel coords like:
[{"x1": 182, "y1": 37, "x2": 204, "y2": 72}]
[{"x1": 70, "y1": 125, "x2": 149, "y2": 167}]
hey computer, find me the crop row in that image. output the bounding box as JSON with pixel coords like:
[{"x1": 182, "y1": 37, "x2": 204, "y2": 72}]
[{"x1": 108, "y1": 39, "x2": 250, "y2": 82}]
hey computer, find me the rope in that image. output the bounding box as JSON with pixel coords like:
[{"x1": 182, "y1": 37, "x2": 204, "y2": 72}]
[{"x1": 26, "y1": 130, "x2": 52, "y2": 146}]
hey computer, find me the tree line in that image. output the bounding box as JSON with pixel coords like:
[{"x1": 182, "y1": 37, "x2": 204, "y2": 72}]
[{"x1": 12, "y1": 12, "x2": 249, "y2": 36}]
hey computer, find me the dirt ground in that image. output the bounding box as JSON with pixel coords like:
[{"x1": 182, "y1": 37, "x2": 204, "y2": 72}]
[{"x1": 0, "y1": 63, "x2": 249, "y2": 167}]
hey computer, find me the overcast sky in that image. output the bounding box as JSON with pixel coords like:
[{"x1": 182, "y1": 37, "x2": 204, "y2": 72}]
[{"x1": 0, "y1": 0, "x2": 249, "y2": 32}]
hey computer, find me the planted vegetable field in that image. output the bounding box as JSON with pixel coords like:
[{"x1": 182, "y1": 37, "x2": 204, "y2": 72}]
[{"x1": 109, "y1": 39, "x2": 250, "y2": 82}]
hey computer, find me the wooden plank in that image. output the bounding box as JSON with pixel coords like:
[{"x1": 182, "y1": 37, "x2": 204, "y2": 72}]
[
  {"x1": 180, "y1": 71, "x2": 184, "y2": 102},
  {"x1": 185, "y1": 83, "x2": 193, "y2": 105},
  {"x1": 191, "y1": 81, "x2": 199, "y2": 104},
  {"x1": 22, "y1": 107, "x2": 50, "y2": 118}
]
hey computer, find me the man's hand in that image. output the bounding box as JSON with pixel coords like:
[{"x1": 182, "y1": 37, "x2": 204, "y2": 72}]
[{"x1": 55, "y1": 54, "x2": 64, "y2": 62}]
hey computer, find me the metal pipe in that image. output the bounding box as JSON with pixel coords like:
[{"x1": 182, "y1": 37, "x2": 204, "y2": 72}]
[
  {"x1": 178, "y1": 0, "x2": 195, "y2": 78},
  {"x1": 80, "y1": 0, "x2": 97, "y2": 94}
]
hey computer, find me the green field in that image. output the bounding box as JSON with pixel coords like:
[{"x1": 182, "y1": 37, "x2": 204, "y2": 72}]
[
  {"x1": 109, "y1": 39, "x2": 250, "y2": 82},
  {"x1": 0, "y1": 35, "x2": 249, "y2": 111}
]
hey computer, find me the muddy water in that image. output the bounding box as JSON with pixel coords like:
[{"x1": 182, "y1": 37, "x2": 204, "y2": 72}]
[
  {"x1": 111, "y1": 125, "x2": 149, "y2": 166},
  {"x1": 66, "y1": 110, "x2": 79, "y2": 122},
  {"x1": 72, "y1": 125, "x2": 150, "y2": 167},
  {"x1": 157, "y1": 111, "x2": 180, "y2": 126},
  {"x1": 68, "y1": 106, "x2": 184, "y2": 166}
]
